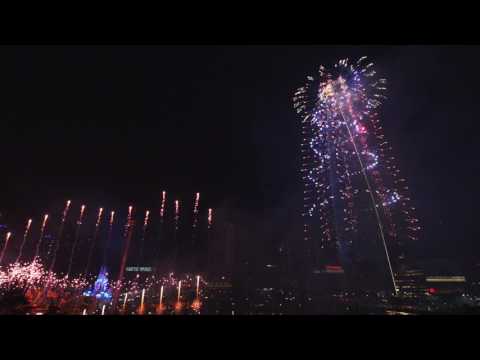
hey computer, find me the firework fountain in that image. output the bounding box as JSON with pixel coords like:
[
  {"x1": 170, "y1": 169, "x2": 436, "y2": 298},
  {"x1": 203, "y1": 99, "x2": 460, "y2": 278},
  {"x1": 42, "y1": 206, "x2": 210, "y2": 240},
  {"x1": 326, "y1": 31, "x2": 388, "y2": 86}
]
[
  {"x1": 120, "y1": 292, "x2": 128, "y2": 314},
  {"x1": 175, "y1": 280, "x2": 182, "y2": 312},
  {"x1": 156, "y1": 285, "x2": 165, "y2": 314},
  {"x1": 138, "y1": 288, "x2": 146, "y2": 314},
  {"x1": 192, "y1": 193, "x2": 200, "y2": 242},
  {"x1": 191, "y1": 275, "x2": 201, "y2": 312}
]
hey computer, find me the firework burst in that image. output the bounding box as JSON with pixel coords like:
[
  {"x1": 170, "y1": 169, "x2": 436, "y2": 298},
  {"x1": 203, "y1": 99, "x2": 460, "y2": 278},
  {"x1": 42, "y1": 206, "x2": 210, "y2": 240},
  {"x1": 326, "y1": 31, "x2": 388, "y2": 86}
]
[{"x1": 294, "y1": 57, "x2": 419, "y2": 293}]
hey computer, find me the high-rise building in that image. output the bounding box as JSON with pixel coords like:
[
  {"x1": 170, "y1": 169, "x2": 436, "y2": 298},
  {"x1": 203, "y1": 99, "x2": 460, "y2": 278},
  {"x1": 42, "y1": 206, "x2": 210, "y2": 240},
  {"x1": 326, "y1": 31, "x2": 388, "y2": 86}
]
[{"x1": 293, "y1": 58, "x2": 420, "y2": 293}]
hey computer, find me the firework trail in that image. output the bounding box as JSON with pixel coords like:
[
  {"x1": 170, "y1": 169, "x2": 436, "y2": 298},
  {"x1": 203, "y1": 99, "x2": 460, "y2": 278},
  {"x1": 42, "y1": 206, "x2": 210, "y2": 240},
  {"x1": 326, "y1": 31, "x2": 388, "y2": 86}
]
[
  {"x1": 207, "y1": 208, "x2": 213, "y2": 230},
  {"x1": 122, "y1": 292, "x2": 128, "y2": 313},
  {"x1": 175, "y1": 280, "x2": 182, "y2": 312},
  {"x1": 83, "y1": 207, "x2": 103, "y2": 277},
  {"x1": 157, "y1": 191, "x2": 167, "y2": 261},
  {"x1": 207, "y1": 208, "x2": 214, "y2": 268},
  {"x1": 101, "y1": 304, "x2": 106, "y2": 315},
  {"x1": 173, "y1": 200, "x2": 180, "y2": 269},
  {"x1": 191, "y1": 192, "x2": 200, "y2": 246},
  {"x1": 139, "y1": 210, "x2": 150, "y2": 265},
  {"x1": 33, "y1": 214, "x2": 49, "y2": 259},
  {"x1": 192, "y1": 193, "x2": 200, "y2": 230},
  {"x1": 112, "y1": 206, "x2": 134, "y2": 309},
  {"x1": 156, "y1": 285, "x2": 164, "y2": 314},
  {"x1": 174, "y1": 201, "x2": 180, "y2": 230},
  {"x1": 103, "y1": 211, "x2": 115, "y2": 266},
  {"x1": 160, "y1": 191, "x2": 166, "y2": 223},
  {"x1": 191, "y1": 275, "x2": 202, "y2": 312},
  {"x1": 0, "y1": 232, "x2": 12, "y2": 265},
  {"x1": 66, "y1": 205, "x2": 86, "y2": 277},
  {"x1": 124, "y1": 206, "x2": 133, "y2": 238},
  {"x1": 138, "y1": 288, "x2": 146, "y2": 315},
  {"x1": 82, "y1": 308, "x2": 87, "y2": 315},
  {"x1": 48, "y1": 200, "x2": 71, "y2": 273},
  {"x1": 196, "y1": 275, "x2": 200, "y2": 298},
  {"x1": 15, "y1": 219, "x2": 32, "y2": 263}
]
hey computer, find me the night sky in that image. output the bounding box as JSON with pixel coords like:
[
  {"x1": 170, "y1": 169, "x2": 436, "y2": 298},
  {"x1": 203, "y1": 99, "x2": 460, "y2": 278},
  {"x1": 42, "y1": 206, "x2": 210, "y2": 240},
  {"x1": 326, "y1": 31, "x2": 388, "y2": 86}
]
[{"x1": 0, "y1": 45, "x2": 478, "y2": 264}]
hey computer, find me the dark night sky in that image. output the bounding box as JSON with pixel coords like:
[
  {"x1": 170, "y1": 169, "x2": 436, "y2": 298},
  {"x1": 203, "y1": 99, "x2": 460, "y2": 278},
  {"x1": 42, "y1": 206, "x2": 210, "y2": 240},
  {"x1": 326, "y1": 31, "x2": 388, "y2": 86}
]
[{"x1": 0, "y1": 45, "x2": 478, "y2": 262}]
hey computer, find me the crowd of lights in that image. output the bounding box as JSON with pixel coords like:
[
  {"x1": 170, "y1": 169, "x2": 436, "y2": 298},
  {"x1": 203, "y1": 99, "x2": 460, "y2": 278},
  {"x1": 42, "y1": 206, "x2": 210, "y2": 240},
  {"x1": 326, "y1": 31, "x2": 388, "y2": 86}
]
[{"x1": 0, "y1": 191, "x2": 215, "y2": 314}]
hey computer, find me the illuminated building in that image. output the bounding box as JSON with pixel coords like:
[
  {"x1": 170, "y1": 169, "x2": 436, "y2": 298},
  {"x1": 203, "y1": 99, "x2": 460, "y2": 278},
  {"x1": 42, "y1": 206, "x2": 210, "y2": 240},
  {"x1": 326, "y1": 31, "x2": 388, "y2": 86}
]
[
  {"x1": 293, "y1": 58, "x2": 420, "y2": 293},
  {"x1": 83, "y1": 266, "x2": 112, "y2": 300},
  {"x1": 425, "y1": 276, "x2": 467, "y2": 296},
  {"x1": 395, "y1": 267, "x2": 427, "y2": 298}
]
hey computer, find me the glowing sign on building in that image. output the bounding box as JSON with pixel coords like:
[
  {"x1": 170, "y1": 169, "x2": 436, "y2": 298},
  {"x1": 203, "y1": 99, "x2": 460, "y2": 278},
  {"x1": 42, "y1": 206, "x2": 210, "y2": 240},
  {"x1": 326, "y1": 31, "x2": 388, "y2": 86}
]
[
  {"x1": 126, "y1": 267, "x2": 153, "y2": 272},
  {"x1": 425, "y1": 276, "x2": 466, "y2": 283}
]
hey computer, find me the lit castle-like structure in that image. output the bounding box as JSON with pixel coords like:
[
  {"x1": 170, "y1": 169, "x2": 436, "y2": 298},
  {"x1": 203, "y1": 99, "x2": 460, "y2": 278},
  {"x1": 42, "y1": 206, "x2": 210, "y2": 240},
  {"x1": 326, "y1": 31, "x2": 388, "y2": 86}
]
[{"x1": 83, "y1": 266, "x2": 112, "y2": 300}]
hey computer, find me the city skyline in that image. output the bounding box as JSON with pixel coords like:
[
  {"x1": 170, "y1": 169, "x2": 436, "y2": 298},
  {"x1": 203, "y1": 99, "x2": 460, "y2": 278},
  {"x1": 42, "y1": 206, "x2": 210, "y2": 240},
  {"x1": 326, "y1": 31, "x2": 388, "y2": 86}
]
[{"x1": 0, "y1": 45, "x2": 479, "y2": 315}]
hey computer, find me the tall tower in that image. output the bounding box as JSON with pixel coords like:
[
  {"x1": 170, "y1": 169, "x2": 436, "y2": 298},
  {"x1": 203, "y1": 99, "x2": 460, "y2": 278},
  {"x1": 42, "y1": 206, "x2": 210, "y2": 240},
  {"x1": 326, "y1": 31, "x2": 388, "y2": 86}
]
[{"x1": 293, "y1": 58, "x2": 420, "y2": 293}]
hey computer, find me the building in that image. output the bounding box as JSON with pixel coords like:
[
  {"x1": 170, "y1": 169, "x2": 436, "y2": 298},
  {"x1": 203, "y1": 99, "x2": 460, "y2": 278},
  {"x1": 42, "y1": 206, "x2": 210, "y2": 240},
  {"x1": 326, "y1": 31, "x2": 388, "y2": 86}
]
[
  {"x1": 395, "y1": 267, "x2": 427, "y2": 298},
  {"x1": 425, "y1": 276, "x2": 467, "y2": 296}
]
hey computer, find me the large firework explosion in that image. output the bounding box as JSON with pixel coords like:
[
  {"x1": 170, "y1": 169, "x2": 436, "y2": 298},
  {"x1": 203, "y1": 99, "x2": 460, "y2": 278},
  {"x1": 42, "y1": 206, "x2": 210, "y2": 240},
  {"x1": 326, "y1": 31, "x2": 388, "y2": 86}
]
[{"x1": 293, "y1": 57, "x2": 420, "y2": 292}]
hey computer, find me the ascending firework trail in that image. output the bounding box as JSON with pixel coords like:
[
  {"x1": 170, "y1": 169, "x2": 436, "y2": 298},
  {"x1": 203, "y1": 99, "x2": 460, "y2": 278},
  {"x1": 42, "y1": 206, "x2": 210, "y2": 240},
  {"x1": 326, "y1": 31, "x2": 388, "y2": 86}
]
[
  {"x1": 0, "y1": 232, "x2": 12, "y2": 265},
  {"x1": 103, "y1": 211, "x2": 115, "y2": 267},
  {"x1": 172, "y1": 200, "x2": 180, "y2": 271},
  {"x1": 138, "y1": 210, "x2": 150, "y2": 266},
  {"x1": 83, "y1": 207, "x2": 103, "y2": 277},
  {"x1": 112, "y1": 206, "x2": 134, "y2": 309},
  {"x1": 49, "y1": 200, "x2": 71, "y2": 273},
  {"x1": 15, "y1": 219, "x2": 32, "y2": 263},
  {"x1": 66, "y1": 205, "x2": 86, "y2": 277},
  {"x1": 33, "y1": 214, "x2": 49, "y2": 260}
]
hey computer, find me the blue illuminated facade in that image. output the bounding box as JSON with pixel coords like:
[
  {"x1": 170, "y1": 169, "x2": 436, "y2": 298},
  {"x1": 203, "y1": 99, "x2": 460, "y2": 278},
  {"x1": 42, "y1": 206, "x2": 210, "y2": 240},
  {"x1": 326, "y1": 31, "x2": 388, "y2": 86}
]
[{"x1": 83, "y1": 266, "x2": 112, "y2": 300}]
